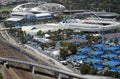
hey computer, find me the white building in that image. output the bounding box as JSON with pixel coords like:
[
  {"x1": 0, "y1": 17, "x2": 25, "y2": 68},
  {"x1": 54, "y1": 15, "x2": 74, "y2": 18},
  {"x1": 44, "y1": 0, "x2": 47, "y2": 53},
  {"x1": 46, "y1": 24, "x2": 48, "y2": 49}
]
[{"x1": 7, "y1": 3, "x2": 65, "y2": 22}]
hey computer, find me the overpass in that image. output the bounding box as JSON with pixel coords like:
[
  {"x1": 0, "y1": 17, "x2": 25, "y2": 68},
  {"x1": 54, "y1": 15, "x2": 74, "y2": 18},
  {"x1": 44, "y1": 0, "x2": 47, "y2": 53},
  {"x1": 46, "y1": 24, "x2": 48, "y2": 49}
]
[{"x1": 0, "y1": 57, "x2": 85, "y2": 79}]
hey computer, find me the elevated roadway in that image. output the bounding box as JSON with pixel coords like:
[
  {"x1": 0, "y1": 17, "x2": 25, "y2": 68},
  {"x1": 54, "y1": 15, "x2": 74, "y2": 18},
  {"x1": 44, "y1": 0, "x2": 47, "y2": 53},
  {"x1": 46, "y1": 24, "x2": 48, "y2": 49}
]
[{"x1": 0, "y1": 57, "x2": 85, "y2": 79}]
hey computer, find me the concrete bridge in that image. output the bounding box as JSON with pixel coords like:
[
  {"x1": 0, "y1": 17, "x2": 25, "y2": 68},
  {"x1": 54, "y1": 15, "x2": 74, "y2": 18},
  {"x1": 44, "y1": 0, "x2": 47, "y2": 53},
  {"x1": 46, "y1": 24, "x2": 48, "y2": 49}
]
[{"x1": 0, "y1": 57, "x2": 85, "y2": 79}]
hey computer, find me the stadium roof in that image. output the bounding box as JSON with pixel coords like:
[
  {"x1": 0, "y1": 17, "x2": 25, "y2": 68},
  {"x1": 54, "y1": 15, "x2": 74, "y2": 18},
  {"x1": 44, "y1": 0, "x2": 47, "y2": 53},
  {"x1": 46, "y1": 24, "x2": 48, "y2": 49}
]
[
  {"x1": 75, "y1": 11, "x2": 119, "y2": 18},
  {"x1": 6, "y1": 17, "x2": 24, "y2": 22},
  {"x1": 12, "y1": 3, "x2": 66, "y2": 13}
]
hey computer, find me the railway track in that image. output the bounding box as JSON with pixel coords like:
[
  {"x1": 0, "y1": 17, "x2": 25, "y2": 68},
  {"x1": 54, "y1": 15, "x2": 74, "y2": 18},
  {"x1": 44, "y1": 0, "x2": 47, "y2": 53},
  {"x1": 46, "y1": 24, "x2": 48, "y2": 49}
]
[{"x1": 0, "y1": 31, "x2": 55, "y2": 79}]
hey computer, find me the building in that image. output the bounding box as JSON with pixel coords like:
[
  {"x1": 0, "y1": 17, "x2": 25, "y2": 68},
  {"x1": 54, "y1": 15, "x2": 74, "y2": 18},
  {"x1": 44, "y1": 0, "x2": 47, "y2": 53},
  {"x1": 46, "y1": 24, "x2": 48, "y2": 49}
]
[{"x1": 7, "y1": 3, "x2": 66, "y2": 22}]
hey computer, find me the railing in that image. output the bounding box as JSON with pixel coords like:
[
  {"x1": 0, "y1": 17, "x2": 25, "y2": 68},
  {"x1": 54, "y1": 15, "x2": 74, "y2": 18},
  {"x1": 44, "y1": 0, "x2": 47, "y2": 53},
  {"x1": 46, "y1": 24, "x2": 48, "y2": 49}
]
[{"x1": 0, "y1": 57, "x2": 84, "y2": 79}]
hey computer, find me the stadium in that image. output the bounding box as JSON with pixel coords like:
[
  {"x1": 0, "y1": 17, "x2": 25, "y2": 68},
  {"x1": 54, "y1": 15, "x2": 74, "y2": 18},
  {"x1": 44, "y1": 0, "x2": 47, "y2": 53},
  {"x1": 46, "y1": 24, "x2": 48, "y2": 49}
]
[{"x1": 7, "y1": 2, "x2": 66, "y2": 22}]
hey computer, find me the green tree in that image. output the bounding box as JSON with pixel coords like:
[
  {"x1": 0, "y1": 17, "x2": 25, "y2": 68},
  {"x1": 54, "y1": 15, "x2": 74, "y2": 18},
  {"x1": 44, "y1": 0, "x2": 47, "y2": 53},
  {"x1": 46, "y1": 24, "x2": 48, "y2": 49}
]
[
  {"x1": 60, "y1": 48, "x2": 68, "y2": 59},
  {"x1": 68, "y1": 44, "x2": 77, "y2": 55},
  {"x1": 90, "y1": 67, "x2": 98, "y2": 75},
  {"x1": 114, "y1": 37, "x2": 118, "y2": 45},
  {"x1": 40, "y1": 43, "x2": 46, "y2": 50},
  {"x1": 107, "y1": 64, "x2": 111, "y2": 69},
  {"x1": 80, "y1": 64, "x2": 90, "y2": 74},
  {"x1": 37, "y1": 30, "x2": 43, "y2": 36},
  {"x1": 104, "y1": 71, "x2": 119, "y2": 78},
  {"x1": 110, "y1": 39, "x2": 113, "y2": 43}
]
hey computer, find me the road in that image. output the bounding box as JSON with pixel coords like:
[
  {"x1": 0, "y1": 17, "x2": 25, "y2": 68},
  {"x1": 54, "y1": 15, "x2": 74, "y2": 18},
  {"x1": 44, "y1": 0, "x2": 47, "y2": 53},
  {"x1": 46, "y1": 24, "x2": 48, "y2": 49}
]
[{"x1": 0, "y1": 27, "x2": 55, "y2": 79}]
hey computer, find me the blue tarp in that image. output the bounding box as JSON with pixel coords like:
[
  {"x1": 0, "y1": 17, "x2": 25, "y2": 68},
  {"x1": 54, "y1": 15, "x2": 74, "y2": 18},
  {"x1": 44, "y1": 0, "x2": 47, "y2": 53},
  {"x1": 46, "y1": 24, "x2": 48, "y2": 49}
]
[
  {"x1": 115, "y1": 50, "x2": 120, "y2": 54},
  {"x1": 84, "y1": 58, "x2": 102, "y2": 64},
  {"x1": 102, "y1": 53, "x2": 118, "y2": 58},
  {"x1": 70, "y1": 34, "x2": 86, "y2": 40},
  {"x1": 81, "y1": 35, "x2": 86, "y2": 40},
  {"x1": 94, "y1": 44, "x2": 104, "y2": 49},
  {"x1": 94, "y1": 64, "x2": 104, "y2": 70},
  {"x1": 103, "y1": 46, "x2": 119, "y2": 51},
  {"x1": 15, "y1": 23, "x2": 22, "y2": 27},
  {"x1": 110, "y1": 67, "x2": 120, "y2": 73},
  {"x1": 70, "y1": 34, "x2": 81, "y2": 38},
  {"x1": 73, "y1": 41, "x2": 80, "y2": 45},
  {"x1": 77, "y1": 47, "x2": 91, "y2": 53},
  {"x1": 67, "y1": 54, "x2": 87, "y2": 61},
  {"x1": 102, "y1": 61, "x2": 120, "y2": 67},
  {"x1": 90, "y1": 50, "x2": 104, "y2": 55}
]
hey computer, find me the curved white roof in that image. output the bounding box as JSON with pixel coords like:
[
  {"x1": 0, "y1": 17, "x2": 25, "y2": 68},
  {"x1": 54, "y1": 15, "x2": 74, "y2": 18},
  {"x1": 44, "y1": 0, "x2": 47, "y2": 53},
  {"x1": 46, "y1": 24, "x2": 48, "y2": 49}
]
[
  {"x1": 36, "y1": 3, "x2": 66, "y2": 12},
  {"x1": 12, "y1": 3, "x2": 66, "y2": 13},
  {"x1": 13, "y1": 3, "x2": 42, "y2": 12}
]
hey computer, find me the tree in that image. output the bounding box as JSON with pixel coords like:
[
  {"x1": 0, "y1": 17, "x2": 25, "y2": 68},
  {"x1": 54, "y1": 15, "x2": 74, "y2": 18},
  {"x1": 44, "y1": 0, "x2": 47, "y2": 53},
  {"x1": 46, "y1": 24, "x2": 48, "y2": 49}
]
[
  {"x1": 40, "y1": 43, "x2": 46, "y2": 50},
  {"x1": 103, "y1": 37, "x2": 107, "y2": 43},
  {"x1": 107, "y1": 64, "x2": 111, "y2": 69},
  {"x1": 60, "y1": 48, "x2": 68, "y2": 59},
  {"x1": 80, "y1": 64, "x2": 90, "y2": 74},
  {"x1": 104, "y1": 70, "x2": 112, "y2": 76},
  {"x1": 37, "y1": 30, "x2": 43, "y2": 36},
  {"x1": 90, "y1": 67, "x2": 98, "y2": 75},
  {"x1": 110, "y1": 39, "x2": 113, "y2": 43},
  {"x1": 114, "y1": 37, "x2": 118, "y2": 45},
  {"x1": 104, "y1": 71, "x2": 119, "y2": 78},
  {"x1": 68, "y1": 44, "x2": 77, "y2": 55}
]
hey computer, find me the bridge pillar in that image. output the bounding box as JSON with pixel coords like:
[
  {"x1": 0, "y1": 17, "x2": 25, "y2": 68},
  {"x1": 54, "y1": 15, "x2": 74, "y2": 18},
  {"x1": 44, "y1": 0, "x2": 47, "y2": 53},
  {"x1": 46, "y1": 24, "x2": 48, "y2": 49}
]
[
  {"x1": 68, "y1": 76, "x2": 74, "y2": 79},
  {"x1": 3, "y1": 61, "x2": 8, "y2": 68},
  {"x1": 54, "y1": 71, "x2": 61, "y2": 79},
  {"x1": 29, "y1": 65, "x2": 35, "y2": 74}
]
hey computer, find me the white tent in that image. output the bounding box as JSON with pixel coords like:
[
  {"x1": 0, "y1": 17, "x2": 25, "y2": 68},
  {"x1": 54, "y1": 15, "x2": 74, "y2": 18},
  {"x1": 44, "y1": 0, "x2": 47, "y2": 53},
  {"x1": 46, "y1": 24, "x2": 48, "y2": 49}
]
[{"x1": 44, "y1": 34, "x2": 50, "y2": 38}]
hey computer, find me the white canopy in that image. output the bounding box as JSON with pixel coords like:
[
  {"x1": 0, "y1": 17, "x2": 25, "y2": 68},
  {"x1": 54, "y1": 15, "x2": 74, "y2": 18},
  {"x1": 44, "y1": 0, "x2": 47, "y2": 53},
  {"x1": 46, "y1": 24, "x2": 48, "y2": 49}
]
[
  {"x1": 44, "y1": 34, "x2": 50, "y2": 38},
  {"x1": 6, "y1": 17, "x2": 24, "y2": 22}
]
